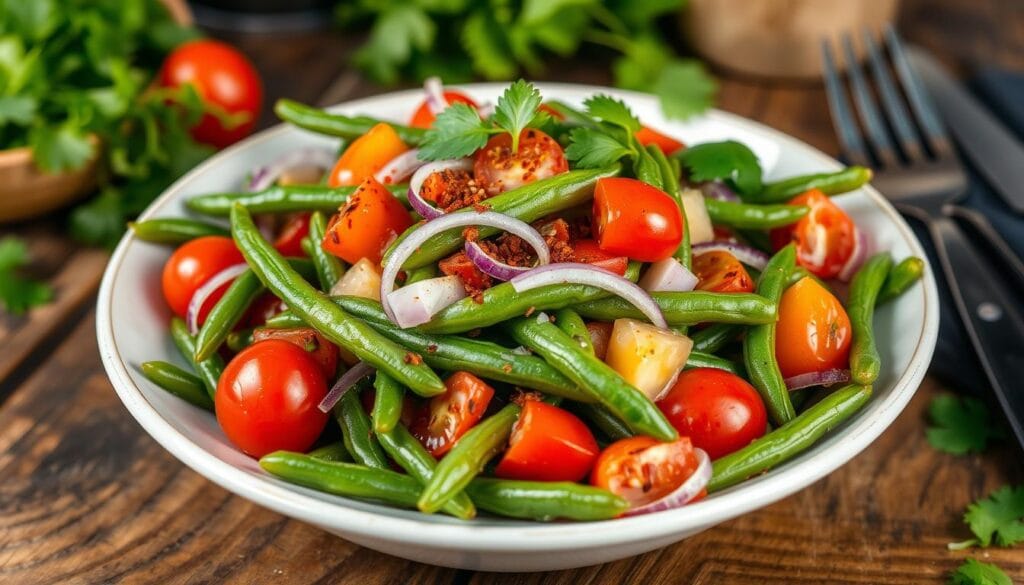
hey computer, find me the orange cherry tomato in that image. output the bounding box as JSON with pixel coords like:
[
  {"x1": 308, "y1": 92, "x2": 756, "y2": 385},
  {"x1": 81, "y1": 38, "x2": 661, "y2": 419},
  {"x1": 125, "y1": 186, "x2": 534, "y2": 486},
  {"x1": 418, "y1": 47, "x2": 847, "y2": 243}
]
[
  {"x1": 592, "y1": 177, "x2": 683, "y2": 262},
  {"x1": 473, "y1": 129, "x2": 568, "y2": 196},
  {"x1": 635, "y1": 126, "x2": 685, "y2": 155},
  {"x1": 586, "y1": 321, "x2": 614, "y2": 360},
  {"x1": 161, "y1": 236, "x2": 244, "y2": 318},
  {"x1": 411, "y1": 372, "x2": 495, "y2": 458},
  {"x1": 494, "y1": 401, "x2": 599, "y2": 482},
  {"x1": 327, "y1": 123, "x2": 409, "y2": 187},
  {"x1": 591, "y1": 436, "x2": 701, "y2": 508},
  {"x1": 692, "y1": 250, "x2": 755, "y2": 293},
  {"x1": 321, "y1": 176, "x2": 413, "y2": 265},
  {"x1": 572, "y1": 239, "x2": 628, "y2": 276},
  {"x1": 273, "y1": 213, "x2": 311, "y2": 257},
  {"x1": 775, "y1": 276, "x2": 852, "y2": 379},
  {"x1": 770, "y1": 189, "x2": 857, "y2": 279},
  {"x1": 409, "y1": 90, "x2": 477, "y2": 128},
  {"x1": 252, "y1": 326, "x2": 339, "y2": 379}
]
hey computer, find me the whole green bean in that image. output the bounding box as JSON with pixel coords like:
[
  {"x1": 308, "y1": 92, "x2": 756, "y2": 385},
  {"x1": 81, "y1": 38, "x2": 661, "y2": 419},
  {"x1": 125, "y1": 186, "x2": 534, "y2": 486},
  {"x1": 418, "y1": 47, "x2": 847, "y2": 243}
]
[
  {"x1": 877, "y1": 256, "x2": 924, "y2": 305},
  {"x1": 634, "y1": 145, "x2": 664, "y2": 189},
  {"x1": 275, "y1": 98, "x2": 427, "y2": 145},
  {"x1": 554, "y1": 309, "x2": 594, "y2": 355},
  {"x1": 785, "y1": 265, "x2": 831, "y2": 290},
  {"x1": 648, "y1": 145, "x2": 691, "y2": 268},
  {"x1": 308, "y1": 442, "x2": 352, "y2": 462},
  {"x1": 335, "y1": 388, "x2": 390, "y2": 470},
  {"x1": 187, "y1": 184, "x2": 407, "y2": 217},
  {"x1": 704, "y1": 198, "x2": 810, "y2": 229},
  {"x1": 377, "y1": 423, "x2": 476, "y2": 519},
  {"x1": 170, "y1": 317, "x2": 224, "y2": 399},
  {"x1": 371, "y1": 371, "x2": 405, "y2": 434},
  {"x1": 572, "y1": 403, "x2": 633, "y2": 441},
  {"x1": 307, "y1": 211, "x2": 346, "y2": 290},
  {"x1": 743, "y1": 244, "x2": 795, "y2": 426},
  {"x1": 709, "y1": 384, "x2": 872, "y2": 491},
  {"x1": 574, "y1": 292, "x2": 776, "y2": 326},
  {"x1": 231, "y1": 204, "x2": 445, "y2": 396},
  {"x1": 140, "y1": 361, "x2": 214, "y2": 410},
  {"x1": 505, "y1": 317, "x2": 677, "y2": 441},
  {"x1": 686, "y1": 351, "x2": 744, "y2": 376},
  {"x1": 130, "y1": 218, "x2": 229, "y2": 244},
  {"x1": 419, "y1": 404, "x2": 521, "y2": 514},
  {"x1": 848, "y1": 253, "x2": 894, "y2": 385},
  {"x1": 690, "y1": 323, "x2": 742, "y2": 354},
  {"x1": 404, "y1": 265, "x2": 438, "y2": 286},
  {"x1": 755, "y1": 166, "x2": 873, "y2": 203},
  {"x1": 465, "y1": 478, "x2": 628, "y2": 521},
  {"x1": 226, "y1": 328, "x2": 255, "y2": 352}
]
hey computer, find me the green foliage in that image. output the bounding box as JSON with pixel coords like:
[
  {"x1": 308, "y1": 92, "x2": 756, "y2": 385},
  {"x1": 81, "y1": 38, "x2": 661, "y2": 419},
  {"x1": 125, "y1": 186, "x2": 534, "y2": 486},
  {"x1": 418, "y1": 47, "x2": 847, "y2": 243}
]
[
  {"x1": 0, "y1": 237, "x2": 53, "y2": 315},
  {"x1": 949, "y1": 558, "x2": 1013, "y2": 585},
  {"x1": 926, "y1": 395, "x2": 1005, "y2": 455},
  {"x1": 677, "y1": 140, "x2": 763, "y2": 195},
  {"x1": 960, "y1": 486, "x2": 1024, "y2": 548}
]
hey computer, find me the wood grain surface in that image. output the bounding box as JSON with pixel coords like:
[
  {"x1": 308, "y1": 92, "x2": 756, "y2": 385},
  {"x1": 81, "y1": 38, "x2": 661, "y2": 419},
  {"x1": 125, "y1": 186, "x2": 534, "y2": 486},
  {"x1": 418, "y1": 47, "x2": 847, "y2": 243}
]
[{"x1": 1, "y1": 0, "x2": 1023, "y2": 583}]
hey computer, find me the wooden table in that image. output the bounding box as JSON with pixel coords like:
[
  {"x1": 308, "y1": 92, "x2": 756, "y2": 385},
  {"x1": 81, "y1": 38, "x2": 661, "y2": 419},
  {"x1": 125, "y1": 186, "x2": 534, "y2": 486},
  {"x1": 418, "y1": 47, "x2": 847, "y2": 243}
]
[{"x1": 3, "y1": 1, "x2": 1023, "y2": 582}]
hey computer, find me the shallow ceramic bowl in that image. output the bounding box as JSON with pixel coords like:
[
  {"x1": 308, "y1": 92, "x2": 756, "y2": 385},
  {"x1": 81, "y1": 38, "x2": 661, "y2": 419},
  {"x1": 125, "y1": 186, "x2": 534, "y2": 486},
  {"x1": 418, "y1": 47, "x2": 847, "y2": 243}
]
[{"x1": 97, "y1": 84, "x2": 939, "y2": 572}]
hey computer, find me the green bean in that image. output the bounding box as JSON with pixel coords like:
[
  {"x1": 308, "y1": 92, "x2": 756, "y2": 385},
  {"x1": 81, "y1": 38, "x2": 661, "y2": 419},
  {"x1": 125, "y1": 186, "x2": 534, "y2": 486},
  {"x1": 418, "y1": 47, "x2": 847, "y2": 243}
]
[
  {"x1": 307, "y1": 211, "x2": 346, "y2": 290},
  {"x1": 187, "y1": 184, "x2": 407, "y2": 217},
  {"x1": 130, "y1": 218, "x2": 229, "y2": 244},
  {"x1": 709, "y1": 384, "x2": 872, "y2": 492},
  {"x1": 275, "y1": 98, "x2": 427, "y2": 145},
  {"x1": 377, "y1": 423, "x2": 476, "y2": 519},
  {"x1": 404, "y1": 265, "x2": 439, "y2": 286},
  {"x1": 704, "y1": 198, "x2": 810, "y2": 229},
  {"x1": 226, "y1": 328, "x2": 254, "y2": 352},
  {"x1": 786, "y1": 265, "x2": 830, "y2": 290},
  {"x1": 231, "y1": 204, "x2": 445, "y2": 396},
  {"x1": 877, "y1": 256, "x2": 924, "y2": 305},
  {"x1": 308, "y1": 442, "x2": 351, "y2": 462},
  {"x1": 140, "y1": 361, "x2": 214, "y2": 410},
  {"x1": 686, "y1": 351, "x2": 744, "y2": 376},
  {"x1": 574, "y1": 292, "x2": 776, "y2": 326},
  {"x1": 371, "y1": 371, "x2": 405, "y2": 434},
  {"x1": 743, "y1": 244, "x2": 795, "y2": 426},
  {"x1": 505, "y1": 317, "x2": 677, "y2": 441},
  {"x1": 690, "y1": 323, "x2": 742, "y2": 354},
  {"x1": 465, "y1": 478, "x2": 628, "y2": 521},
  {"x1": 571, "y1": 403, "x2": 633, "y2": 441},
  {"x1": 648, "y1": 145, "x2": 691, "y2": 268},
  {"x1": 754, "y1": 166, "x2": 873, "y2": 203},
  {"x1": 335, "y1": 388, "x2": 389, "y2": 470},
  {"x1": 634, "y1": 145, "x2": 664, "y2": 189},
  {"x1": 848, "y1": 253, "x2": 894, "y2": 385},
  {"x1": 169, "y1": 317, "x2": 224, "y2": 400},
  {"x1": 555, "y1": 309, "x2": 594, "y2": 355},
  {"x1": 385, "y1": 166, "x2": 619, "y2": 269}
]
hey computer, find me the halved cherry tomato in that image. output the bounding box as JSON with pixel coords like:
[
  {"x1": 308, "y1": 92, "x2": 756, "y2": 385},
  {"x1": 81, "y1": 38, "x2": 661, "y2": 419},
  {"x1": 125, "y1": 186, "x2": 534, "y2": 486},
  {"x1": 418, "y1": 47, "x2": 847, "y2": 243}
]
[
  {"x1": 252, "y1": 327, "x2": 339, "y2": 378},
  {"x1": 243, "y1": 293, "x2": 288, "y2": 328},
  {"x1": 409, "y1": 90, "x2": 477, "y2": 129},
  {"x1": 473, "y1": 129, "x2": 568, "y2": 196},
  {"x1": 494, "y1": 401, "x2": 599, "y2": 482},
  {"x1": 322, "y1": 176, "x2": 413, "y2": 264},
  {"x1": 775, "y1": 276, "x2": 852, "y2": 379},
  {"x1": 572, "y1": 239, "x2": 628, "y2": 276},
  {"x1": 635, "y1": 126, "x2": 685, "y2": 155},
  {"x1": 770, "y1": 189, "x2": 856, "y2": 279},
  {"x1": 273, "y1": 213, "x2": 311, "y2": 257},
  {"x1": 593, "y1": 177, "x2": 683, "y2": 262},
  {"x1": 439, "y1": 251, "x2": 491, "y2": 292},
  {"x1": 215, "y1": 340, "x2": 328, "y2": 458},
  {"x1": 591, "y1": 436, "x2": 701, "y2": 508},
  {"x1": 327, "y1": 123, "x2": 408, "y2": 187},
  {"x1": 161, "y1": 236, "x2": 244, "y2": 318},
  {"x1": 657, "y1": 368, "x2": 767, "y2": 459},
  {"x1": 692, "y1": 250, "x2": 755, "y2": 293},
  {"x1": 411, "y1": 372, "x2": 495, "y2": 458},
  {"x1": 586, "y1": 321, "x2": 613, "y2": 360}
]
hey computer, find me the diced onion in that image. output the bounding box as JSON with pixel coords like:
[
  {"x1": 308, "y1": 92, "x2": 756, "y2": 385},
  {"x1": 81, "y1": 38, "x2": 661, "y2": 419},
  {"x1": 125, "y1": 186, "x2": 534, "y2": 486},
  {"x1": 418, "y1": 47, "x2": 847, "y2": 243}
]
[
  {"x1": 318, "y1": 362, "x2": 375, "y2": 413},
  {"x1": 692, "y1": 242, "x2": 771, "y2": 271},
  {"x1": 385, "y1": 275, "x2": 467, "y2": 329},
  {"x1": 638, "y1": 258, "x2": 698, "y2": 292},
  {"x1": 623, "y1": 448, "x2": 711, "y2": 516},
  {"x1": 407, "y1": 159, "x2": 474, "y2": 220},
  {"x1": 784, "y1": 368, "x2": 851, "y2": 391},
  {"x1": 374, "y1": 149, "x2": 425, "y2": 185},
  {"x1": 185, "y1": 264, "x2": 249, "y2": 334},
  {"x1": 247, "y1": 148, "x2": 337, "y2": 192},
  {"x1": 681, "y1": 189, "x2": 714, "y2": 244}
]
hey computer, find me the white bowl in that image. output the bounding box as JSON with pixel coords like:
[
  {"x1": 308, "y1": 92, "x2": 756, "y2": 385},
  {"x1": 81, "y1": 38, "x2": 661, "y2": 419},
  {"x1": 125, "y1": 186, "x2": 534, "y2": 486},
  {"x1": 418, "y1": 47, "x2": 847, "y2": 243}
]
[{"x1": 97, "y1": 83, "x2": 939, "y2": 572}]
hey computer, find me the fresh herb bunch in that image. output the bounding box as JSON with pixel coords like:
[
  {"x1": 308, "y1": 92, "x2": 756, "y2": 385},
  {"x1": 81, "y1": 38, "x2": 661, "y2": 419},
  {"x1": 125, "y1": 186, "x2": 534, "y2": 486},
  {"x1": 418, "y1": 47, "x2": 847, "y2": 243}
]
[{"x1": 335, "y1": 0, "x2": 716, "y2": 121}]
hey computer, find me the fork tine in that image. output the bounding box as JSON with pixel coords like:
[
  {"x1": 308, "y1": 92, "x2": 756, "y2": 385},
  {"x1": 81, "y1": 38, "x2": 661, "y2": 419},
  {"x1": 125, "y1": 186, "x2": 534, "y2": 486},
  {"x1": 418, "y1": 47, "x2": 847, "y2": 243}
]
[
  {"x1": 840, "y1": 32, "x2": 899, "y2": 167},
  {"x1": 821, "y1": 37, "x2": 871, "y2": 167},
  {"x1": 884, "y1": 25, "x2": 954, "y2": 157},
  {"x1": 862, "y1": 28, "x2": 925, "y2": 162}
]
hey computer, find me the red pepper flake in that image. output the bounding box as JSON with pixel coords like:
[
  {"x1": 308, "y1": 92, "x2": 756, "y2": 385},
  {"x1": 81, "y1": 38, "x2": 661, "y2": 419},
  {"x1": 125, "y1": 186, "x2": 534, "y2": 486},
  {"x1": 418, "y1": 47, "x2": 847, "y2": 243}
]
[
  {"x1": 403, "y1": 352, "x2": 423, "y2": 365},
  {"x1": 502, "y1": 363, "x2": 513, "y2": 374},
  {"x1": 472, "y1": 202, "x2": 490, "y2": 213},
  {"x1": 426, "y1": 343, "x2": 438, "y2": 353},
  {"x1": 524, "y1": 306, "x2": 536, "y2": 317},
  {"x1": 466, "y1": 329, "x2": 482, "y2": 338}
]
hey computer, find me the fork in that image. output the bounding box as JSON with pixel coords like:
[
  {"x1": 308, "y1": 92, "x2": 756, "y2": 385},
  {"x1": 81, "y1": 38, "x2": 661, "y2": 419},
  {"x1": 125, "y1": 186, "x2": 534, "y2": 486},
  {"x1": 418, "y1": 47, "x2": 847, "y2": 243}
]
[{"x1": 821, "y1": 26, "x2": 1024, "y2": 450}]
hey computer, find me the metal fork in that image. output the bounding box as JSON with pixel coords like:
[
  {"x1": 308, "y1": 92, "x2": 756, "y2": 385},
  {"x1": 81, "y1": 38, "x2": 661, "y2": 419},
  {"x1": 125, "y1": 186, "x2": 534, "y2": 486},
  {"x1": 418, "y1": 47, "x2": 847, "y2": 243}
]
[{"x1": 822, "y1": 26, "x2": 1024, "y2": 450}]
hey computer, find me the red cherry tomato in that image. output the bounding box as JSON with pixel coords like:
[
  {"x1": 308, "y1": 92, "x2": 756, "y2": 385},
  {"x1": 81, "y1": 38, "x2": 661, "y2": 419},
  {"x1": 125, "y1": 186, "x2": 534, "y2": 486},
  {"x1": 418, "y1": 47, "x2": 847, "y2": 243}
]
[
  {"x1": 657, "y1": 368, "x2": 768, "y2": 460},
  {"x1": 243, "y1": 293, "x2": 288, "y2": 328},
  {"x1": 635, "y1": 126, "x2": 685, "y2": 155},
  {"x1": 321, "y1": 176, "x2": 414, "y2": 265},
  {"x1": 770, "y1": 189, "x2": 857, "y2": 279},
  {"x1": 327, "y1": 123, "x2": 409, "y2": 188},
  {"x1": 159, "y1": 40, "x2": 263, "y2": 149},
  {"x1": 591, "y1": 436, "x2": 701, "y2": 508},
  {"x1": 273, "y1": 213, "x2": 311, "y2": 257},
  {"x1": 775, "y1": 276, "x2": 852, "y2": 379},
  {"x1": 161, "y1": 236, "x2": 244, "y2": 318},
  {"x1": 692, "y1": 250, "x2": 755, "y2": 293},
  {"x1": 572, "y1": 239, "x2": 628, "y2": 276},
  {"x1": 592, "y1": 177, "x2": 683, "y2": 262},
  {"x1": 252, "y1": 327, "x2": 339, "y2": 378},
  {"x1": 494, "y1": 401, "x2": 599, "y2": 482},
  {"x1": 215, "y1": 340, "x2": 328, "y2": 458},
  {"x1": 586, "y1": 321, "x2": 613, "y2": 360},
  {"x1": 473, "y1": 129, "x2": 568, "y2": 196},
  {"x1": 409, "y1": 90, "x2": 477, "y2": 128},
  {"x1": 411, "y1": 372, "x2": 495, "y2": 458}
]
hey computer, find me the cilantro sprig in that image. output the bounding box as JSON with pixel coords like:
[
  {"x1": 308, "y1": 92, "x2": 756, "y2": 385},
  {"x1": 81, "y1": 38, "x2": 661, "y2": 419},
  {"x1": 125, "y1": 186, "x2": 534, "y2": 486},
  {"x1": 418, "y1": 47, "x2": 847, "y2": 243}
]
[
  {"x1": 677, "y1": 141, "x2": 763, "y2": 196},
  {"x1": 565, "y1": 95, "x2": 642, "y2": 169},
  {"x1": 0, "y1": 237, "x2": 53, "y2": 316},
  {"x1": 950, "y1": 485, "x2": 1024, "y2": 550},
  {"x1": 927, "y1": 395, "x2": 1005, "y2": 455},
  {"x1": 949, "y1": 558, "x2": 1013, "y2": 585}
]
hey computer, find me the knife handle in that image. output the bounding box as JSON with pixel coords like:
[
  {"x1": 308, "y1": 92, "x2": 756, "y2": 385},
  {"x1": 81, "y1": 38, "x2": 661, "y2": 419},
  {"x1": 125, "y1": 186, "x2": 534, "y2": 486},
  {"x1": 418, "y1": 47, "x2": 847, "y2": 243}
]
[
  {"x1": 929, "y1": 215, "x2": 1024, "y2": 450},
  {"x1": 945, "y1": 204, "x2": 1024, "y2": 291}
]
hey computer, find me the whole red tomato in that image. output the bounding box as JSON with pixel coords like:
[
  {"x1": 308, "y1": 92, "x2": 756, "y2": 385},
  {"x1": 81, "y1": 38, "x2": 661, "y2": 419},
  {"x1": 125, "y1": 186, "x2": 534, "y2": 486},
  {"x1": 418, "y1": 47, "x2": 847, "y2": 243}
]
[{"x1": 592, "y1": 177, "x2": 683, "y2": 262}]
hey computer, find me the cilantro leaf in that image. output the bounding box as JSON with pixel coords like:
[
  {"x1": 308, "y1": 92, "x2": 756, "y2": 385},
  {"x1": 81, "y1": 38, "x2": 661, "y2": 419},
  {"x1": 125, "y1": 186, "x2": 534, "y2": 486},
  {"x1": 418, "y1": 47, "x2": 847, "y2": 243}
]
[
  {"x1": 927, "y1": 395, "x2": 1005, "y2": 455},
  {"x1": 654, "y1": 59, "x2": 718, "y2": 120},
  {"x1": 565, "y1": 127, "x2": 633, "y2": 168},
  {"x1": 583, "y1": 95, "x2": 641, "y2": 132},
  {"x1": 28, "y1": 122, "x2": 95, "y2": 173},
  {"x1": 461, "y1": 9, "x2": 517, "y2": 81},
  {"x1": 493, "y1": 80, "x2": 543, "y2": 152},
  {"x1": 354, "y1": 5, "x2": 436, "y2": 84},
  {"x1": 678, "y1": 140, "x2": 763, "y2": 195},
  {"x1": 949, "y1": 558, "x2": 1013, "y2": 585},
  {"x1": 0, "y1": 96, "x2": 36, "y2": 125},
  {"x1": 963, "y1": 485, "x2": 1024, "y2": 548},
  {"x1": 0, "y1": 237, "x2": 53, "y2": 316},
  {"x1": 418, "y1": 103, "x2": 496, "y2": 160}
]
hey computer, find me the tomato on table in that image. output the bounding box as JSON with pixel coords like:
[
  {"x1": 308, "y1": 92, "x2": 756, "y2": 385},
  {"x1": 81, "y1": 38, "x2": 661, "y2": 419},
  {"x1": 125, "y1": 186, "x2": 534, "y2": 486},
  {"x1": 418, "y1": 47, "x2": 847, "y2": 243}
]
[
  {"x1": 321, "y1": 176, "x2": 413, "y2": 264},
  {"x1": 473, "y1": 129, "x2": 568, "y2": 196},
  {"x1": 572, "y1": 239, "x2": 628, "y2": 276},
  {"x1": 657, "y1": 368, "x2": 768, "y2": 459},
  {"x1": 692, "y1": 250, "x2": 755, "y2": 293},
  {"x1": 409, "y1": 90, "x2": 477, "y2": 128},
  {"x1": 161, "y1": 236, "x2": 244, "y2": 318},
  {"x1": 327, "y1": 123, "x2": 409, "y2": 187},
  {"x1": 273, "y1": 213, "x2": 311, "y2": 257},
  {"x1": 494, "y1": 401, "x2": 599, "y2": 482},
  {"x1": 770, "y1": 189, "x2": 857, "y2": 279},
  {"x1": 635, "y1": 126, "x2": 685, "y2": 155},
  {"x1": 215, "y1": 340, "x2": 328, "y2": 458},
  {"x1": 252, "y1": 327, "x2": 339, "y2": 378},
  {"x1": 775, "y1": 276, "x2": 852, "y2": 379},
  {"x1": 159, "y1": 39, "x2": 263, "y2": 149},
  {"x1": 592, "y1": 177, "x2": 683, "y2": 262},
  {"x1": 591, "y1": 436, "x2": 702, "y2": 508},
  {"x1": 411, "y1": 372, "x2": 495, "y2": 458}
]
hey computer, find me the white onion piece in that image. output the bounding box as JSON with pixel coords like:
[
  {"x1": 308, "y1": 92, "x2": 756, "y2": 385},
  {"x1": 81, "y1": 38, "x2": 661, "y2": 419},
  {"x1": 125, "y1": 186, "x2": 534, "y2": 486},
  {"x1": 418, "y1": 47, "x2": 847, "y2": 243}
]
[
  {"x1": 374, "y1": 149, "x2": 425, "y2": 185},
  {"x1": 185, "y1": 263, "x2": 249, "y2": 334},
  {"x1": 248, "y1": 148, "x2": 337, "y2": 192},
  {"x1": 423, "y1": 77, "x2": 447, "y2": 116},
  {"x1": 681, "y1": 188, "x2": 714, "y2": 244},
  {"x1": 409, "y1": 159, "x2": 474, "y2": 203},
  {"x1": 692, "y1": 242, "x2": 771, "y2": 271},
  {"x1": 784, "y1": 368, "x2": 851, "y2": 391},
  {"x1": 476, "y1": 101, "x2": 495, "y2": 118},
  {"x1": 624, "y1": 448, "x2": 712, "y2": 517},
  {"x1": 836, "y1": 226, "x2": 869, "y2": 282},
  {"x1": 318, "y1": 361, "x2": 375, "y2": 413},
  {"x1": 638, "y1": 258, "x2": 698, "y2": 292},
  {"x1": 386, "y1": 275, "x2": 467, "y2": 329},
  {"x1": 510, "y1": 263, "x2": 668, "y2": 329}
]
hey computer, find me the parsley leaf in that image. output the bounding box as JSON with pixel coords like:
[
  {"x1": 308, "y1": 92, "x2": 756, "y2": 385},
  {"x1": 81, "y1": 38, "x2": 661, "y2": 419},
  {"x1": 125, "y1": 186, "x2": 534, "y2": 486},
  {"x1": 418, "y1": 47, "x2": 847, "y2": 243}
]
[
  {"x1": 565, "y1": 127, "x2": 633, "y2": 168},
  {"x1": 0, "y1": 96, "x2": 36, "y2": 124},
  {"x1": 654, "y1": 59, "x2": 718, "y2": 120},
  {"x1": 0, "y1": 237, "x2": 53, "y2": 316},
  {"x1": 418, "y1": 103, "x2": 495, "y2": 160},
  {"x1": 28, "y1": 122, "x2": 96, "y2": 173},
  {"x1": 962, "y1": 485, "x2": 1024, "y2": 548},
  {"x1": 493, "y1": 79, "x2": 543, "y2": 152},
  {"x1": 678, "y1": 140, "x2": 763, "y2": 195},
  {"x1": 949, "y1": 558, "x2": 1013, "y2": 585},
  {"x1": 461, "y1": 9, "x2": 517, "y2": 81},
  {"x1": 583, "y1": 95, "x2": 641, "y2": 132},
  {"x1": 927, "y1": 395, "x2": 1005, "y2": 455},
  {"x1": 354, "y1": 5, "x2": 436, "y2": 85}
]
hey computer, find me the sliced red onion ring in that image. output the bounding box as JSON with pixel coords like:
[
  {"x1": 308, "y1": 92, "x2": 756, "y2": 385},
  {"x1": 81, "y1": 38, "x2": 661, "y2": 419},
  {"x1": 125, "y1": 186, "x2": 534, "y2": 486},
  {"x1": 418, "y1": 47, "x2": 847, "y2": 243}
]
[
  {"x1": 693, "y1": 241, "x2": 771, "y2": 271},
  {"x1": 386, "y1": 275, "x2": 468, "y2": 329},
  {"x1": 784, "y1": 368, "x2": 851, "y2": 391},
  {"x1": 510, "y1": 263, "x2": 668, "y2": 329},
  {"x1": 318, "y1": 361, "x2": 375, "y2": 413},
  {"x1": 638, "y1": 258, "x2": 698, "y2": 292},
  {"x1": 247, "y1": 148, "x2": 337, "y2": 192},
  {"x1": 624, "y1": 448, "x2": 711, "y2": 517},
  {"x1": 464, "y1": 236, "x2": 549, "y2": 281},
  {"x1": 701, "y1": 181, "x2": 741, "y2": 202},
  {"x1": 423, "y1": 77, "x2": 447, "y2": 116},
  {"x1": 407, "y1": 159, "x2": 474, "y2": 220},
  {"x1": 374, "y1": 148, "x2": 425, "y2": 185},
  {"x1": 381, "y1": 210, "x2": 550, "y2": 324},
  {"x1": 186, "y1": 263, "x2": 249, "y2": 334},
  {"x1": 836, "y1": 226, "x2": 869, "y2": 282}
]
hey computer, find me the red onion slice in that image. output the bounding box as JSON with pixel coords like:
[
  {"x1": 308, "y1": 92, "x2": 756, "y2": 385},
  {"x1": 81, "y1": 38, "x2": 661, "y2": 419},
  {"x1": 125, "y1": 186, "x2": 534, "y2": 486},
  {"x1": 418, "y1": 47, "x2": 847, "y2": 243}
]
[
  {"x1": 423, "y1": 77, "x2": 447, "y2": 116},
  {"x1": 701, "y1": 181, "x2": 741, "y2": 202},
  {"x1": 247, "y1": 148, "x2": 337, "y2": 192},
  {"x1": 186, "y1": 263, "x2": 249, "y2": 334},
  {"x1": 510, "y1": 263, "x2": 668, "y2": 329},
  {"x1": 407, "y1": 159, "x2": 474, "y2": 220},
  {"x1": 623, "y1": 448, "x2": 711, "y2": 517},
  {"x1": 784, "y1": 368, "x2": 851, "y2": 391},
  {"x1": 386, "y1": 275, "x2": 468, "y2": 328},
  {"x1": 374, "y1": 149, "x2": 425, "y2": 185},
  {"x1": 638, "y1": 258, "x2": 698, "y2": 292},
  {"x1": 318, "y1": 361, "x2": 375, "y2": 413},
  {"x1": 692, "y1": 242, "x2": 771, "y2": 271},
  {"x1": 464, "y1": 241, "x2": 534, "y2": 281},
  {"x1": 836, "y1": 226, "x2": 869, "y2": 282}
]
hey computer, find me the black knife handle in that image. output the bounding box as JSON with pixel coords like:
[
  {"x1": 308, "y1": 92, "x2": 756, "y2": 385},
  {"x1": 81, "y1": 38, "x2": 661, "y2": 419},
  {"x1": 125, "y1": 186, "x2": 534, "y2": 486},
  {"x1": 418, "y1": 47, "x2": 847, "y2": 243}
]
[
  {"x1": 945, "y1": 204, "x2": 1024, "y2": 292},
  {"x1": 929, "y1": 215, "x2": 1024, "y2": 450}
]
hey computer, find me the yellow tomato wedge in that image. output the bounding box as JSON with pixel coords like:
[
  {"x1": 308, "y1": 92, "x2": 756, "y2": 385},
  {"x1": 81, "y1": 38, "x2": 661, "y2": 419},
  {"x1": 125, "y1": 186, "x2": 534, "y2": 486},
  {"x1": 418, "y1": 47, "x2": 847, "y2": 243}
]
[
  {"x1": 605, "y1": 318, "x2": 693, "y2": 401},
  {"x1": 330, "y1": 257, "x2": 382, "y2": 300}
]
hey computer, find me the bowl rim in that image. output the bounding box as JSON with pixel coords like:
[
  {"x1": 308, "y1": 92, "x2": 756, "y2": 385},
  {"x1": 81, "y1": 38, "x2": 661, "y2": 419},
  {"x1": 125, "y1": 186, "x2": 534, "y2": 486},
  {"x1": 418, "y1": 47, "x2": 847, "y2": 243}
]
[{"x1": 97, "y1": 82, "x2": 939, "y2": 552}]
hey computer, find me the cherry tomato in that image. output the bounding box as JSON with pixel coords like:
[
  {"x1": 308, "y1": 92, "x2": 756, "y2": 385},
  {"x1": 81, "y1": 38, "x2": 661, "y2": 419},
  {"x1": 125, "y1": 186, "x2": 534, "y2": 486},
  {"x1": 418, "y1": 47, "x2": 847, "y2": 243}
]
[
  {"x1": 243, "y1": 292, "x2": 288, "y2": 328},
  {"x1": 573, "y1": 239, "x2": 628, "y2": 276},
  {"x1": 473, "y1": 129, "x2": 568, "y2": 196},
  {"x1": 592, "y1": 177, "x2": 683, "y2": 262},
  {"x1": 770, "y1": 189, "x2": 857, "y2": 279},
  {"x1": 635, "y1": 126, "x2": 685, "y2": 155},
  {"x1": 591, "y1": 436, "x2": 701, "y2": 508},
  {"x1": 439, "y1": 251, "x2": 491, "y2": 292},
  {"x1": 252, "y1": 327, "x2": 339, "y2": 378},
  {"x1": 692, "y1": 250, "x2": 755, "y2": 293},
  {"x1": 657, "y1": 368, "x2": 768, "y2": 459},
  {"x1": 586, "y1": 321, "x2": 613, "y2": 360},
  {"x1": 159, "y1": 40, "x2": 263, "y2": 149},
  {"x1": 322, "y1": 176, "x2": 413, "y2": 264},
  {"x1": 411, "y1": 372, "x2": 495, "y2": 458},
  {"x1": 161, "y1": 236, "x2": 243, "y2": 318},
  {"x1": 409, "y1": 90, "x2": 477, "y2": 128},
  {"x1": 494, "y1": 401, "x2": 599, "y2": 482},
  {"x1": 273, "y1": 213, "x2": 311, "y2": 257},
  {"x1": 775, "y1": 276, "x2": 852, "y2": 379},
  {"x1": 327, "y1": 123, "x2": 409, "y2": 187},
  {"x1": 215, "y1": 340, "x2": 328, "y2": 458}
]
